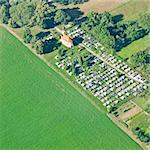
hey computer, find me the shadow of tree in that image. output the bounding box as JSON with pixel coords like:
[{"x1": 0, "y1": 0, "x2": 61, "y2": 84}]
[
  {"x1": 43, "y1": 39, "x2": 61, "y2": 54},
  {"x1": 73, "y1": 36, "x2": 84, "y2": 46},
  {"x1": 36, "y1": 31, "x2": 50, "y2": 39},
  {"x1": 74, "y1": 16, "x2": 88, "y2": 25},
  {"x1": 63, "y1": 7, "x2": 84, "y2": 21},
  {"x1": 112, "y1": 14, "x2": 124, "y2": 24},
  {"x1": 42, "y1": 17, "x2": 55, "y2": 29}
]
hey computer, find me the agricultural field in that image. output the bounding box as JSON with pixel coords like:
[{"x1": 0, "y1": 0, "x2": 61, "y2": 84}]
[
  {"x1": 75, "y1": 0, "x2": 129, "y2": 14},
  {"x1": 55, "y1": 0, "x2": 129, "y2": 14},
  {"x1": 111, "y1": 0, "x2": 150, "y2": 20},
  {"x1": 117, "y1": 35, "x2": 150, "y2": 59},
  {"x1": 0, "y1": 27, "x2": 142, "y2": 149},
  {"x1": 55, "y1": 0, "x2": 149, "y2": 18}
]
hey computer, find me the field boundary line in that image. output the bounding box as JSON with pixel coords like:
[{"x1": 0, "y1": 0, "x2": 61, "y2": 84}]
[{"x1": 110, "y1": 0, "x2": 132, "y2": 12}]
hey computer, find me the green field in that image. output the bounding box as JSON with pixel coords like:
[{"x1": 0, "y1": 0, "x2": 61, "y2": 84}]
[
  {"x1": 117, "y1": 35, "x2": 150, "y2": 59},
  {"x1": 0, "y1": 27, "x2": 141, "y2": 150},
  {"x1": 133, "y1": 96, "x2": 150, "y2": 112}
]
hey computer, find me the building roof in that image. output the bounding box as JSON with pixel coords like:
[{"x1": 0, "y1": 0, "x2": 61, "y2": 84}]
[{"x1": 61, "y1": 34, "x2": 72, "y2": 43}]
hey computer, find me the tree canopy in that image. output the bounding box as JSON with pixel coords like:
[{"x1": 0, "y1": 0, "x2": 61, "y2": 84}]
[
  {"x1": 10, "y1": 1, "x2": 35, "y2": 27},
  {"x1": 23, "y1": 27, "x2": 33, "y2": 44},
  {"x1": 54, "y1": 9, "x2": 71, "y2": 25},
  {"x1": 82, "y1": 11, "x2": 149, "y2": 51}
]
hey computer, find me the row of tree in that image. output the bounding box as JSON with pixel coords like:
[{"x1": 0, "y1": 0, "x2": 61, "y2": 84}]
[
  {"x1": 1, "y1": 0, "x2": 149, "y2": 53},
  {"x1": 130, "y1": 48, "x2": 150, "y2": 68},
  {"x1": 23, "y1": 27, "x2": 44, "y2": 54},
  {"x1": 82, "y1": 11, "x2": 150, "y2": 51},
  {"x1": 23, "y1": 27, "x2": 58, "y2": 55},
  {"x1": 130, "y1": 48, "x2": 150, "y2": 81},
  {"x1": 0, "y1": 0, "x2": 72, "y2": 28}
]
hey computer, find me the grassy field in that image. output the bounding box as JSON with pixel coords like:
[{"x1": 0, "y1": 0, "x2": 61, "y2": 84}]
[
  {"x1": 117, "y1": 35, "x2": 150, "y2": 59},
  {"x1": 0, "y1": 27, "x2": 142, "y2": 149},
  {"x1": 133, "y1": 96, "x2": 150, "y2": 112},
  {"x1": 111, "y1": 0, "x2": 150, "y2": 20}
]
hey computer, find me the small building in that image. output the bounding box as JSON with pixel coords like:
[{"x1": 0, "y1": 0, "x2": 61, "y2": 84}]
[{"x1": 60, "y1": 33, "x2": 73, "y2": 48}]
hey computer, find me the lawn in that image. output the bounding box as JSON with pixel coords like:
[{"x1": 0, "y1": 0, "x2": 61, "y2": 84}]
[
  {"x1": 117, "y1": 35, "x2": 150, "y2": 59},
  {"x1": 0, "y1": 27, "x2": 141, "y2": 150},
  {"x1": 133, "y1": 96, "x2": 150, "y2": 112},
  {"x1": 111, "y1": 0, "x2": 149, "y2": 20}
]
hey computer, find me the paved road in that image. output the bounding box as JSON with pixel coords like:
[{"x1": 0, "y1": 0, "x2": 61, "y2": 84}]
[{"x1": 55, "y1": 27, "x2": 149, "y2": 86}]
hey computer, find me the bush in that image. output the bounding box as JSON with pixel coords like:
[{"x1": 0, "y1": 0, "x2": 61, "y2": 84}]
[
  {"x1": 133, "y1": 127, "x2": 150, "y2": 143},
  {"x1": 23, "y1": 27, "x2": 33, "y2": 44}
]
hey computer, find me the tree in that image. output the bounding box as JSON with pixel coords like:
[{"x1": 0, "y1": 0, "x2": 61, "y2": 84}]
[
  {"x1": 82, "y1": 11, "x2": 149, "y2": 52},
  {"x1": 84, "y1": 11, "x2": 113, "y2": 30},
  {"x1": 130, "y1": 48, "x2": 149, "y2": 67},
  {"x1": 133, "y1": 127, "x2": 150, "y2": 143},
  {"x1": 0, "y1": 4, "x2": 10, "y2": 24},
  {"x1": 40, "y1": 17, "x2": 54, "y2": 29},
  {"x1": 54, "y1": 10, "x2": 71, "y2": 25},
  {"x1": 139, "y1": 12, "x2": 150, "y2": 32},
  {"x1": 31, "y1": 35, "x2": 40, "y2": 46},
  {"x1": 31, "y1": 1, "x2": 55, "y2": 26},
  {"x1": 0, "y1": 0, "x2": 9, "y2": 6},
  {"x1": 34, "y1": 40, "x2": 44, "y2": 54},
  {"x1": 10, "y1": 1, "x2": 35, "y2": 27},
  {"x1": 125, "y1": 21, "x2": 146, "y2": 41},
  {"x1": 8, "y1": 18, "x2": 18, "y2": 28},
  {"x1": 23, "y1": 27, "x2": 33, "y2": 44}
]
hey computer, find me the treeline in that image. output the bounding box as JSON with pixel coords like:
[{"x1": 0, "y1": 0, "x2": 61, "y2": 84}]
[
  {"x1": 130, "y1": 48, "x2": 150, "y2": 68},
  {"x1": 133, "y1": 127, "x2": 150, "y2": 143},
  {"x1": 1, "y1": 0, "x2": 150, "y2": 54},
  {"x1": 130, "y1": 48, "x2": 150, "y2": 80},
  {"x1": 0, "y1": 0, "x2": 72, "y2": 28},
  {"x1": 82, "y1": 11, "x2": 150, "y2": 51},
  {"x1": 23, "y1": 27, "x2": 59, "y2": 54},
  {"x1": 53, "y1": 0, "x2": 88, "y2": 5},
  {"x1": 130, "y1": 48, "x2": 150, "y2": 105}
]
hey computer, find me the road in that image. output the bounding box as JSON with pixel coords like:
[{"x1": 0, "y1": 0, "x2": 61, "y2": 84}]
[{"x1": 55, "y1": 27, "x2": 149, "y2": 86}]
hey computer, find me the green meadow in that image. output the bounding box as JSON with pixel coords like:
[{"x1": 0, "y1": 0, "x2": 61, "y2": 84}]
[
  {"x1": 118, "y1": 35, "x2": 150, "y2": 59},
  {"x1": 0, "y1": 27, "x2": 141, "y2": 150}
]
